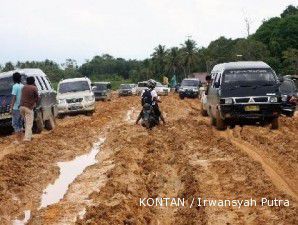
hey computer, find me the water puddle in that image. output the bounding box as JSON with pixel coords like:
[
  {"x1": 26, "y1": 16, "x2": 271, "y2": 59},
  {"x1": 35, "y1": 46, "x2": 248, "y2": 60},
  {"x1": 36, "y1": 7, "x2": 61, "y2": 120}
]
[
  {"x1": 39, "y1": 137, "x2": 106, "y2": 209},
  {"x1": 125, "y1": 107, "x2": 136, "y2": 123},
  {"x1": 12, "y1": 210, "x2": 31, "y2": 225}
]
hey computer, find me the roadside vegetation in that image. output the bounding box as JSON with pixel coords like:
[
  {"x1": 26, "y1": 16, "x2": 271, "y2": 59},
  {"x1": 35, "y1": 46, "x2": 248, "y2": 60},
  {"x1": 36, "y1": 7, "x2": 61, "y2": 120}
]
[{"x1": 0, "y1": 5, "x2": 297, "y2": 84}]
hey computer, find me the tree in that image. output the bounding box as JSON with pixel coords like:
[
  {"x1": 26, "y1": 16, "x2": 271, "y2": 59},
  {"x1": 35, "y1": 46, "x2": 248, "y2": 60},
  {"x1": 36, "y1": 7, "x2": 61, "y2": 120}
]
[
  {"x1": 282, "y1": 48, "x2": 298, "y2": 74},
  {"x1": 2, "y1": 62, "x2": 14, "y2": 72},
  {"x1": 281, "y1": 5, "x2": 298, "y2": 18},
  {"x1": 151, "y1": 44, "x2": 167, "y2": 79},
  {"x1": 181, "y1": 39, "x2": 198, "y2": 76}
]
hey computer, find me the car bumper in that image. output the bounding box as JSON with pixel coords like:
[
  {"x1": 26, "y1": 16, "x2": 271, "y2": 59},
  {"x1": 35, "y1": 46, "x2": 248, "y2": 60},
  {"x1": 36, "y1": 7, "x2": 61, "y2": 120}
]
[
  {"x1": 220, "y1": 103, "x2": 281, "y2": 120},
  {"x1": 119, "y1": 92, "x2": 133, "y2": 96},
  {"x1": 179, "y1": 91, "x2": 198, "y2": 97},
  {"x1": 57, "y1": 101, "x2": 95, "y2": 114}
]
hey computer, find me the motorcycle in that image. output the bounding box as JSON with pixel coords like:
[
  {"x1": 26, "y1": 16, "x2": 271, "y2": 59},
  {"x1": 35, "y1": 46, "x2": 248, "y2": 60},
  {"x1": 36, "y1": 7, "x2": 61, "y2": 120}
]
[{"x1": 141, "y1": 103, "x2": 159, "y2": 129}]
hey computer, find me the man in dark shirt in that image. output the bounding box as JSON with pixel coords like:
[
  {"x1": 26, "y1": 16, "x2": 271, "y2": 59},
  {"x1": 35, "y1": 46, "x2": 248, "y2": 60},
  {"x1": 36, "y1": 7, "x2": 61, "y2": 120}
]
[{"x1": 20, "y1": 76, "x2": 39, "y2": 141}]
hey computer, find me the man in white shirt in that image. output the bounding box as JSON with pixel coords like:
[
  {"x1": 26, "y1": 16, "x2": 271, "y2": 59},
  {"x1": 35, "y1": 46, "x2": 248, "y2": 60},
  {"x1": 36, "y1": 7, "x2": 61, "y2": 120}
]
[{"x1": 136, "y1": 79, "x2": 166, "y2": 124}]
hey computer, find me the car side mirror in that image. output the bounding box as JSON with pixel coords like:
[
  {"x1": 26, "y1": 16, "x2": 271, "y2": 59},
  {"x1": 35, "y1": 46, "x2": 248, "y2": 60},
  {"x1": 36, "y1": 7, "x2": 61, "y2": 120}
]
[
  {"x1": 92, "y1": 86, "x2": 96, "y2": 91},
  {"x1": 214, "y1": 81, "x2": 220, "y2": 88},
  {"x1": 279, "y1": 76, "x2": 284, "y2": 83}
]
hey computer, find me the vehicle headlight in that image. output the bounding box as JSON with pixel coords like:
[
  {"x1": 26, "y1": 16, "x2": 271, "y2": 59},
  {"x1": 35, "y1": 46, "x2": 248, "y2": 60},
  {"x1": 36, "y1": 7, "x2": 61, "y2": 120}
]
[
  {"x1": 193, "y1": 88, "x2": 198, "y2": 92},
  {"x1": 281, "y1": 95, "x2": 287, "y2": 102},
  {"x1": 58, "y1": 99, "x2": 66, "y2": 104},
  {"x1": 270, "y1": 96, "x2": 278, "y2": 103},
  {"x1": 84, "y1": 95, "x2": 95, "y2": 101},
  {"x1": 221, "y1": 98, "x2": 233, "y2": 104}
]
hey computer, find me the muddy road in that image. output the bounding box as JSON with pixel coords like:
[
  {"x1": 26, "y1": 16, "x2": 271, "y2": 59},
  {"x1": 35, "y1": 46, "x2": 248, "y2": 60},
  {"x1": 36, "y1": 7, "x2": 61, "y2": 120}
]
[{"x1": 0, "y1": 93, "x2": 297, "y2": 225}]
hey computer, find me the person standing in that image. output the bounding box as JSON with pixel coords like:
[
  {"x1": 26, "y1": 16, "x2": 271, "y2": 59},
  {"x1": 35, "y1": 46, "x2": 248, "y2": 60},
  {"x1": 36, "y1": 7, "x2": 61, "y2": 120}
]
[
  {"x1": 10, "y1": 72, "x2": 24, "y2": 143},
  {"x1": 20, "y1": 76, "x2": 39, "y2": 141}
]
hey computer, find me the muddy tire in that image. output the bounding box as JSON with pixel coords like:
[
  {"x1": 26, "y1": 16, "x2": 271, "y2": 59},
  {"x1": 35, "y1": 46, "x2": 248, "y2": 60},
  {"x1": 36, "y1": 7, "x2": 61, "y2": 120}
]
[
  {"x1": 271, "y1": 117, "x2": 279, "y2": 130},
  {"x1": 201, "y1": 104, "x2": 208, "y2": 117},
  {"x1": 215, "y1": 110, "x2": 227, "y2": 131},
  {"x1": 33, "y1": 111, "x2": 44, "y2": 134},
  {"x1": 210, "y1": 114, "x2": 216, "y2": 126},
  {"x1": 86, "y1": 111, "x2": 94, "y2": 116},
  {"x1": 44, "y1": 114, "x2": 55, "y2": 131},
  {"x1": 179, "y1": 94, "x2": 185, "y2": 100},
  {"x1": 58, "y1": 114, "x2": 65, "y2": 119}
]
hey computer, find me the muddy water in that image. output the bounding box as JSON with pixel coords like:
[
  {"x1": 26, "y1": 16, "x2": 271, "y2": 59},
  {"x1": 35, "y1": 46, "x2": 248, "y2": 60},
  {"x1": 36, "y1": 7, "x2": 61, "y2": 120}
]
[
  {"x1": 12, "y1": 210, "x2": 31, "y2": 225},
  {"x1": 39, "y1": 138, "x2": 106, "y2": 209}
]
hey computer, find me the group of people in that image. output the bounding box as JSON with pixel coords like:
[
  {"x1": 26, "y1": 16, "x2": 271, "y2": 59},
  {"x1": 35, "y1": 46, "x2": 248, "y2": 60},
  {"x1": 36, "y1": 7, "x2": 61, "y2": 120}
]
[{"x1": 10, "y1": 72, "x2": 39, "y2": 143}]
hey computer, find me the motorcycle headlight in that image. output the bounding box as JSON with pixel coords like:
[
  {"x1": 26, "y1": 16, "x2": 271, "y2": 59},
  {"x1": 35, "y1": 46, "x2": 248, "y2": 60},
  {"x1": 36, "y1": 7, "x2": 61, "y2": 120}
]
[
  {"x1": 58, "y1": 99, "x2": 66, "y2": 104},
  {"x1": 84, "y1": 95, "x2": 95, "y2": 102},
  {"x1": 270, "y1": 96, "x2": 278, "y2": 103}
]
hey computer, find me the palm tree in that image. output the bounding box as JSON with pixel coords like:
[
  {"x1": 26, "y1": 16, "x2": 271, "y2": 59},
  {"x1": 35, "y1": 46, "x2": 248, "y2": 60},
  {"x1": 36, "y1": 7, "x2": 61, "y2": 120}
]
[
  {"x1": 151, "y1": 45, "x2": 168, "y2": 79},
  {"x1": 181, "y1": 39, "x2": 198, "y2": 76},
  {"x1": 166, "y1": 47, "x2": 181, "y2": 75}
]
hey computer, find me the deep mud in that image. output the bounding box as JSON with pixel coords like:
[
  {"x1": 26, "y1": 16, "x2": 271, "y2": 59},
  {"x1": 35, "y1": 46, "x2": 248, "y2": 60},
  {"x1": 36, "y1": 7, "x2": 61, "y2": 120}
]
[{"x1": 0, "y1": 93, "x2": 297, "y2": 225}]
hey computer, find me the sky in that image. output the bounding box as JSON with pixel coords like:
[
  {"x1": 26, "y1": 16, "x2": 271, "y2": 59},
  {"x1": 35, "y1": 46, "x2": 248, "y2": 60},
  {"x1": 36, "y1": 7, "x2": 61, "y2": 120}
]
[{"x1": 0, "y1": 0, "x2": 296, "y2": 65}]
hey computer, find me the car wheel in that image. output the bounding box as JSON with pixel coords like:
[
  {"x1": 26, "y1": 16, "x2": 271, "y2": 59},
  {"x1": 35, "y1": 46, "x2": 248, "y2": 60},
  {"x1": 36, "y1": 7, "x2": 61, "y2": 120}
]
[
  {"x1": 45, "y1": 113, "x2": 55, "y2": 131},
  {"x1": 271, "y1": 117, "x2": 279, "y2": 130},
  {"x1": 33, "y1": 111, "x2": 44, "y2": 134},
  {"x1": 179, "y1": 94, "x2": 184, "y2": 100},
  {"x1": 201, "y1": 103, "x2": 208, "y2": 117},
  {"x1": 215, "y1": 109, "x2": 227, "y2": 131},
  {"x1": 86, "y1": 111, "x2": 94, "y2": 116}
]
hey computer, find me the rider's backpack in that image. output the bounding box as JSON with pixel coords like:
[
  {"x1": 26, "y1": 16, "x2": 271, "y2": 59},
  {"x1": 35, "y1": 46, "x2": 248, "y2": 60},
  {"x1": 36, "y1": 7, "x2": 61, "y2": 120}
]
[{"x1": 142, "y1": 89, "x2": 153, "y2": 105}]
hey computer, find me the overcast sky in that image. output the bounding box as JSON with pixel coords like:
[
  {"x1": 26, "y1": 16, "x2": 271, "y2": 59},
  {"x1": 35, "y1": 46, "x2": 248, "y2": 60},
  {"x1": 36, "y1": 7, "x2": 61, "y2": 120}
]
[{"x1": 0, "y1": 0, "x2": 296, "y2": 65}]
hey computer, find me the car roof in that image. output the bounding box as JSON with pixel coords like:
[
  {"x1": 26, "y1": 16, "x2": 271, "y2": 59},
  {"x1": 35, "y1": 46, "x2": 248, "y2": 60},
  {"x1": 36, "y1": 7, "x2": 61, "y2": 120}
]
[
  {"x1": 0, "y1": 68, "x2": 47, "y2": 78},
  {"x1": 92, "y1": 82, "x2": 111, "y2": 84},
  {"x1": 59, "y1": 77, "x2": 91, "y2": 84},
  {"x1": 212, "y1": 61, "x2": 271, "y2": 73}
]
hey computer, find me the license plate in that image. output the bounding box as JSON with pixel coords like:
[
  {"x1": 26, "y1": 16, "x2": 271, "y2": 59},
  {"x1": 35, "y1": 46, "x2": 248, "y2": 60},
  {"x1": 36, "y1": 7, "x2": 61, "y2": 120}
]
[
  {"x1": 69, "y1": 105, "x2": 82, "y2": 110},
  {"x1": 245, "y1": 105, "x2": 260, "y2": 111}
]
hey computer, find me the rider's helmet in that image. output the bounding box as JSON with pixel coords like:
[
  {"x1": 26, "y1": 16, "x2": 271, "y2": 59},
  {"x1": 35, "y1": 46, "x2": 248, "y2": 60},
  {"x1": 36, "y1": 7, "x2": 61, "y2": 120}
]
[{"x1": 147, "y1": 79, "x2": 156, "y2": 89}]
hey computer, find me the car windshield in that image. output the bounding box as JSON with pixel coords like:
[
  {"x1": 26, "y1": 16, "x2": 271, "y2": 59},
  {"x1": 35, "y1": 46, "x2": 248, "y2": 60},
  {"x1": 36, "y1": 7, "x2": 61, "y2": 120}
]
[
  {"x1": 120, "y1": 84, "x2": 131, "y2": 89},
  {"x1": 93, "y1": 84, "x2": 108, "y2": 90},
  {"x1": 138, "y1": 82, "x2": 147, "y2": 87},
  {"x1": 181, "y1": 80, "x2": 199, "y2": 86},
  {"x1": 280, "y1": 80, "x2": 296, "y2": 94},
  {"x1": 0, "y1": 76, "x2": 26, "y2": 95},
  {"x1": 223, "y1": 69, "x2": 277, "y2": 86},
  {"x1": 0, "y1": 77, "x2": 14, "y2": 95},
  {"x1": 59, "y1": 81, "x2": 90, "y2": 93}
]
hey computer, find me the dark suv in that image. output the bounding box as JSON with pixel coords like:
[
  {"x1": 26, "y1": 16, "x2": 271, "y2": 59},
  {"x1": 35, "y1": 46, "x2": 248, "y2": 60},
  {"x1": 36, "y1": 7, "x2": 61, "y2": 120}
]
[
  {"x1": 178, "y1": 79, "x2": 201, "y2": 99},
  {"x1": 206, "y1": 61, "x2": 282, "y2": 130},
  {"x1": 0, "y1": 69, "x2": 57, "y2": 133}
]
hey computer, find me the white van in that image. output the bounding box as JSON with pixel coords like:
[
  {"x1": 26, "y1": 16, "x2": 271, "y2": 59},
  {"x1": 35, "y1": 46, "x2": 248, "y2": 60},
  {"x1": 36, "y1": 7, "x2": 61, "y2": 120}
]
[{"x1": 57, "y1": 77, "x2": 95, "y2": 116}]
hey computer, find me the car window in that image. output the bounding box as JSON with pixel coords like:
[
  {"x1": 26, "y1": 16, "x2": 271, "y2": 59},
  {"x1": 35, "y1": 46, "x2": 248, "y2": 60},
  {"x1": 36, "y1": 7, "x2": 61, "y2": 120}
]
[
  {"x1": 59, "y1": 81, "x2": 90, "y2": 93},
  {"x1": 34, "y1": 76, "x2": 44, "y2": 91},
  {"x1": 41, "y1": 77, "x2": 50, "y2": 90}
]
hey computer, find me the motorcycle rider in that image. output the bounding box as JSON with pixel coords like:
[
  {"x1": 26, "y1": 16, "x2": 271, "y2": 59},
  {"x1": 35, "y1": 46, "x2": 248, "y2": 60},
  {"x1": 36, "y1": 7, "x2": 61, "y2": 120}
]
[{"x1": 136, "y1": 79, "x2": 166, "y2": 125}]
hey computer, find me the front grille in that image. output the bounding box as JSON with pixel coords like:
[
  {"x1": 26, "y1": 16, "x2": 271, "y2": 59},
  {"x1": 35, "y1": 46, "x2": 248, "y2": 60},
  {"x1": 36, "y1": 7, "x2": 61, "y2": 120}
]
[
  {"x1": 66, "y1": 98, "x2": 83, "y2": 104},
  {"x1": 254, "y1": 97, "x2": 268, "y2": 102},
  {"x1": 235, "y1": 98, "x2": 250, "y2": 103},
  {"x1": 235, "y1": 97, "x2": 269, "y2": 103}
]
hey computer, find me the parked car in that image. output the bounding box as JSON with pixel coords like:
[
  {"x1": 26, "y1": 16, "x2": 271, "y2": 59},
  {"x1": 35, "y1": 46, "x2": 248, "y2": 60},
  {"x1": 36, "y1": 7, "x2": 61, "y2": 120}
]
[
  {"x1": 136, "y1": 81, "x2": 148, "y2": 95},
  {"x1": 206, "y1": 61, "x2": 282, "y2": 130},
  {"x1": 118, "y1": 84, "x2": 137, "y2": 96},
  {"x1": 279, "y1": 78, "x2": 297, "y2": 117},
  {"x1": 178, "y1": 78, "x2": 201, "y2": 99},
  {"x1": 0, "y1": 68, "x2": 57, "y2": 133},
  {"x1": 174, "y1": 83, "x2": 180, "y2": 92},
  {"x1": 155, "y1": 82, "x2": 170, "y2": 96},
  {"x1": 57, "y1": 77, "x2": 95, "y2": 116},
  {"x1": 92, "y1": 82, "x2": 112, "y2": 101}
]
